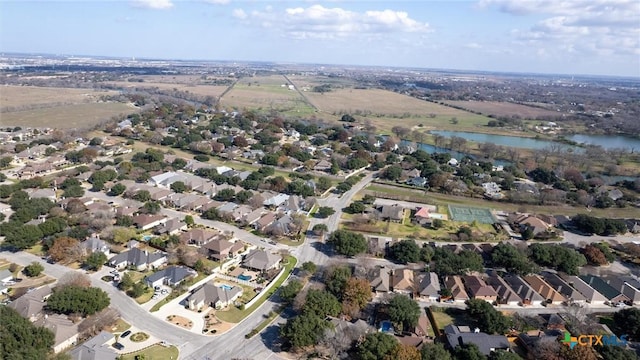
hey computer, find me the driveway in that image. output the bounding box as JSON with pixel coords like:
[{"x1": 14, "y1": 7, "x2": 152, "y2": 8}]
[{"x1": 114, "y1": 326, "x2": 159, "y2": 354}]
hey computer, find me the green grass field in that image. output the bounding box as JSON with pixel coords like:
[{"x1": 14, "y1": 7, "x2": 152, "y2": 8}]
[{"x1": 119, "y1": 344, "x2": 179, "y2": 360}]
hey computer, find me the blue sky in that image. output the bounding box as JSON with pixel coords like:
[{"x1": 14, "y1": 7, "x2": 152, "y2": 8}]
[{"x1": 1, "y1": 0, "x2": 638, "y2": 77}]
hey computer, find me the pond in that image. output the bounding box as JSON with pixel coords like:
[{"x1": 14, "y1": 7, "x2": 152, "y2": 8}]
[{"x1": 567, "y1": 134, "x2": 640, "y2": 150}]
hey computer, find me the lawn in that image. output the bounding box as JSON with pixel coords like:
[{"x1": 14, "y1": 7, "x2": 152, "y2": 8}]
[
  {"x1": 135, "y1": 289, "x2": 155, "y2": 304},
  {"x1": 112, "y1": 319, "x2": 131, "y2": 333},
  {"x1": 430, "y1": 310, "x2": 454, "y2": 330},
  {"x1": 216, "y1": 255, "x2": 297, "y2": 323},
  {"x1": 25, "y1": 244, "x2": 46, "y2": 256},
  {"x1": 246, "y1": 307, "x2": 281, "y2": 339},
  {"x1": 119, "y1": 344, "x2": 179, "y2": 360}
]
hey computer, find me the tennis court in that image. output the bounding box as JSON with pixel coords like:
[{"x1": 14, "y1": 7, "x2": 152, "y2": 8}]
[{"x1": 448, "y1": 205, "x2": 496, "y2": 224}]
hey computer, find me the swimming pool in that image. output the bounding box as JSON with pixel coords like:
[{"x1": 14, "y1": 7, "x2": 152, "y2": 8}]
[
  {"x1": 238, "y1": 274, "x2": 252, "y2": 281},
  {"x1": 219, "y1": 284, "x2": 233, "y2": 291},
  {"x1": 379, "y1": 321, "x2": 394, "y2": 333},
  {"x1": 142, "y1": 235, "x2": 153, "y2": 241}
]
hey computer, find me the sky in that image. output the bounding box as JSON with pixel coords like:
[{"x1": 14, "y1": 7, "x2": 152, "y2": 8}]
[{"x1": 1, "y1": 0, "x2": 639, "y2": 77}]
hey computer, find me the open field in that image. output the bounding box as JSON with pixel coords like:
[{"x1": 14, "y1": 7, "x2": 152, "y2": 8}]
[
  {"x1": 106, "y1": 81, "x2": 229, "y2": 98},
  {"x1": 0, "y1": 85, "x2": 119, "y2": 110},
  {"x1": 0, "y1": 102, "x2": 135, "y2": 129},
  {"x1": 365, "y1": 183, "x2": 640, "y2": 218},
  {"x1": 220, "y1": 75, "x2": 316, "y2": 115},
  {"x1": 443, "y1": 100, "x2": 560, "y2": 119}
]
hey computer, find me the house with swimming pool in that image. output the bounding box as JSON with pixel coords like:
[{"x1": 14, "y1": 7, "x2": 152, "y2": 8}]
[{"x1": 186, "y1": 282, "x2": 243, "y2": 310}]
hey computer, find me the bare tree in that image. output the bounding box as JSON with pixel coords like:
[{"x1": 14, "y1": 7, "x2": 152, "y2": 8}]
[{"x1": 57, "y1": 272, "x2": 91, "y2": 288}]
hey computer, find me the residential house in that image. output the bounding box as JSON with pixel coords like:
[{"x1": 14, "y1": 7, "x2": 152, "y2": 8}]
[
  {"x1": 512, "y1": 214, "x2": 552, "y2": 236},
  {"x1": 313, "y1": 159, "x2": 332, "y2": 172},
  {"x1": 367, "y1": 236, "x2": 391, "y2": 257},
  {"x1": 187, "y1": 282, "x2": 243, "y2": 310},
  {"x1": 486, "y1": 273, "x2": 521, "y2": 306},
  {"x1": 242, "y1": 249, "x2": 281, "y2": 272},
  {"x1": 392, "y1": 269, "x2": 415, "y2": 295},
  {"x1": 540, "y1": 271, "x2": 587, "y2": 305},
  {"x1": 203, "y1": 239, "x2": 243, "y2": 261},
  {"x1": 154, "y1": 218, "x2": 188, "y2": 235},
  {"x1": 34, "y1": 314, "x2": 79, "y2": 353},
  {"x1": 444, "y1": 325, "x2": 510, "y2": 356},
  {"x1": 380, "y1": 204, "x2": 404, "y2": 222},
  {"x1": 241, "y1": 208, "x2": 264, "y2": 227},
  {"x1": 561, "y1": 275, "x2": 608, "y2": 305},
  {"x1": 217, "y1": 202, "x2": 238, "y2": 218},
  {"x1": 254, "y1": 212, "x2": 277, "y2": 231},
  {"x1": 501, "y1": 274, "x2": 545, "y2": 306},
  {"x1": 68, "y1": 330, "x2": 117, "y2": 360},
  {"x1": 413, "y1": 207, "x2": 431, "y2": 226},
  {"x1": 81, "y1": 236, "x2": 110, "y2": 256},
  {"x1": 266, "y1": 214, "x2": 297, "y2": 236},
  {"x1": 417, "y1": 272, "x2": 441, "y2": 301},
  {"x1": 230, "y1": 205, "x2": 253, "y2": 222},
  {"x1": 145, "y1": 266, "x2": 196, "y2": 288},
  {"x1": 8, "y1": 286, "x2": 52, "y2": 321},
  {"x1": 604, "y1": 276, "x2": 640, "y2": 305},
  {"x1": 263, "y1": 193, "x2": 290, "y2": 208},
  {"x1": 369, "y1": 266, "x2": 391, "y2": 293},
  {"x1": 523, "y1": 275, "x2": 567, "y2": 305},
  {"x1": 108, "y1": 248, "x2": 167, "y2": 271},
  {"x1": 462, "y1": 275, "x2": 498, "y2": 303},
  {"x1": 579, "y1": 275, "x2": 630, "y2": 304},
  {"x1": 27, "y1": 188, "x2": 56, "y2": 201},
  {"x1": 132, "y1": 214, "x2": 167, "y2": 231},
  {"x1": 443, "y1": 276, "x2": 470, "y2": 303},
  {"x1": 407, "y1": 177, "x2": 427, "y2": 187},
  {"x1": 179, "y1": 228, "x2": 218, "y2": 246}
]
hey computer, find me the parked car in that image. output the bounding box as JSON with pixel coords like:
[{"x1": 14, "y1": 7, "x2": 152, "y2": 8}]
[
  {"x1": 113, "y1": 342, "x2": 124, "y2": 350},
  {"x1": 121, "y1": 330, "x2": 131, "y2": 338}
]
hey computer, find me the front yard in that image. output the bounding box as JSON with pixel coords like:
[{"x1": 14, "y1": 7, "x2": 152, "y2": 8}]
[{"x1": 119, "y1": 344, "x2": 179, "y2": 360}]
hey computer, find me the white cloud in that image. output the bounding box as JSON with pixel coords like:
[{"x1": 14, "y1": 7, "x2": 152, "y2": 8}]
[
  {"x1": 132, "y1": 0, "x2": 173, "y2": 10},
  {"x1": 237, "y1": 4, "x2": 430, "y2": 39},
  {"x1": 205, "y1": 0, "x2": 230, "y2": 4},
  {"x1": 480, "y1": 0, "x2": 639, "y2": 59},
  {"x1": 232, "y1": 8, "x2": 247, "y2": 20}
]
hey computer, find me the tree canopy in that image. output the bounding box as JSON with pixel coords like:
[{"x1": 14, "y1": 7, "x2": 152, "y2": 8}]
[
  {"x1": 466, "y1": 299, "x2": 511, "y2": 334},
  {"x1": 0, "y1": 306, "x2": 55, "y2": 359},
  {"x1": 432, "y1": 247, "x2": 483, "y2": 276},
  {"x1": 357, "y1": 332, "x2": 398, "y2": 360},
  {"x1": 420, "y1": 342, "x2": 452, "y2": 360},
  {"x1": 490, "y1": 243, "x2": 537, "y2": 275},
  {"x1": 388, "y1": 295, "x2": 422, "y2": 331},
  {"x1": 528, "y1": 243, "x2": 586, "y2": 275},
  {"x1": 328, "y1": 230, "x2": 367, "y2": 257},
  {"x1": 612, "y1": 307, "x2": 640, "y2": 342},
  {"x1": 46, "y1": 286, "x2": 110, "y2": 316}
]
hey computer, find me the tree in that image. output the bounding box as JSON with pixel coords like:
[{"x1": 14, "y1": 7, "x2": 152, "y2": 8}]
[
  {"x1": 108, "y1": 183, "x2": 126, "y2": 196},
  {"x1": 118, "y1": 272, "x2": 134, "y2": 290},
  {"x1": 328, "y1": 230, "x2": 367, "y2": 257},
  {"x1": 0, "y1": 306, "x2": 55, "y2": 359},
  {"x1": 453, "y1": 343, "x2": 486, "y2": 360},
  {"x1": 420, "y1": 342, "x2": 452, "y2": 360},
  {"x1": 280, "y1": 312, "x2": 330, "y2": 349},
  {"x1": 4, "y1": 224, "x2": 43, "y2": 250},
  {"x1": 23, "y1": 262, "x2": 44, "y2": 277},
  {"x1": 597, "y1": 345, "x2": 638, "y2": 360},
  {"x1": 432, "y1": 247, "x2": 483, "y2": 276},
  {"x1": 357, "y1": 332, "x2": 398, "y2": 360},
  {"x1": 465, "y1": 299, "x2": 511, "y2": 334},
  {"x1": 316, "y1": 206, "x2": 336, "y2": 218},
  {"x1": 583, "y1": 245, "x2": 608, "y2": 265},
  {"x1": 612, "y1": 307, "x2": 640, "y2": 341},
  {"x1": 170, "y1": 181, "x2": 188, "y2": 193},
  {"x1": 490, "y1": 243, "x2": 537, "y2": 275},
  {"x1": 142, "y1": 201, "x2": 161, "y2": 214},
  {"x1": 115, "y1": 215, "x2": 134, "y2": 227},
  {"x1": 128, "y1": 282, "x2": 148, "y2": 298},
  {"x1": 388, "y1": 295, "x2": 421, "y2": 331},
  {"x1": 346, "y1": 201, "x2": 366, "y2": 214},
  {"x1": 302, "y1": 261, "x2": 317, "y2": 274},
  {"x1": 214, "y1": 188, "x2": 236, "y2": 202},
  {"x1": 57, "y1": 272, "x2": 91, "y2": 288},
  {"x1": 48, "y1": 236, "x2": 82, "y2": 263},
  {"x1": 325, "y1": 265, "x2": 352, "y2": 300},
  {"x1": 280, "y1": 279, "x2": 303, "y2": 304},
  {"x1": 184, "y1": 215, "x2": 194, "y2": 226},
  {"x1": 112, "y1": 228, "x2": 137, "y2": 244},
  {"x1": 488, "y1": 351, "x2": 521, "y2": 360},
  {"x1": 393, "y1": 344, "x2": 421, "y2": 360},
  {"x1": 38, "y1": 217, "x2": 67, "y2": 237},
  {"x1": 388, "y1": 239, "x2": 421, "y2": 264},
  {"x1": 84, "y1": 252, "x2": 108, "y2": 271},
  {"x1": 342, "y1": 277, "x2": 372, "y2": 315},
  {"x1": 171, "y1": 158, "x2": 187, "y2": 170},
  {"x1": 303, "y1": 289, "x2": 341, "y2": 317},
  {"x1": 528, "y1": 243, "x2": 587, "y2": 275},
  {"x1": 63, "y1": 185, "x2": 85, "y2": 198},
  {"x1": 132, "y1": 190, "x2": 151, "y2": 202},
  {"x1": 317, "y1": 177, "x2": 332, "y2": 192},
  {"x1": 46, "y1": 286, "x2": 110, "y2": 316},
  {"x1": 383, "y1": 165, "x2": 403, "y2": 181},
  {"x1": 236, "y1": 190, "x2": 253, "y2": 204}
]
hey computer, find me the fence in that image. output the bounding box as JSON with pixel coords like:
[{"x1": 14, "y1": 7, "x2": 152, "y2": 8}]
[
  {"x1": 243, "y1": 266, "x2": 286, "y2": 309},
  {"x1": 214, "y1": 273, "x2": 257, "y2": 288}
]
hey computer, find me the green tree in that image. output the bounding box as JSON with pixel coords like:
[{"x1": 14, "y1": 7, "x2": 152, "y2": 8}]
[
  {"x1": 0, "y1": 306, "x2": 55, "y2": 359},
  {"x1": 490, "y1": 243, "x2": 537, "y2": 275},
  {"x1": 612, "y1": 307, "x2": 640, "y2": 341},
  {"x1": 280, "y1": 279, "x2": 303, "y2": 304},
  {"x1": 388, "y1": 295, "x2": 421, "y2": 331},
  {"x1": 420, "y1": 342, "x2": 452, "y2": 360},
  {"x1": 119, "y1": 272, "x2": 134, "y2": 290},
  {"x1": 316, "y1": 177, "x2": 332, "y2": 192},
  {"x1": 142, "y1": 201, "x2": 161, "y2": 214},
  {"x1": 528, "y1": 243, "x2": 586, "y2": 275},
  {"x1": 63, "y1": 185, "x2": 85, "y2": 198},
  {"x1": 128, "y1": 282, "x2": 148, "y2": 298},
  {"x1": 466, "y1": 299, "x2": 511, "y2": 334},
  {"x1": 4, "y1": 224, "x2": 44, "y2": 250},
  {"x1": 170, "y1": 181, "x2": 188, "y2": 193},
  {"x1": 346, "y1": 201, "x2": 366, "y2": 214},
  {"x1": 23, "y1": 262, "x2": 44, "y2": 277},
  {"x1": 432, "y1": 247, "x2": 483, "y2": 276},
  {"x1": 184, "y1": 215, "x2": 194, "y2": 226},
  {"x1": 108, "y1": 183, "x2": 126, "y2": 196},
  {"x1": 115, "y1": 215, "x2": 134, "y2": 227},
  {"x1": 302, "y1": 261, "x2": 317, "y2": 274},
  {"x1": 280, "y1": 312, "x2": 329, "y2": 349},
  {"x1": 327, "y1": 230, "x2": 367, "y2": 257},
  {"x1": 325, "y1": 265, "x2": 353, "y2": 300},
  {"x1": 38, "y1": 217, "x2": 67, "y2": 237},
  {"x1": 357, "y1": 332, "x2": 398, "y2": 360},
  {"x1": 488, "y1": 351, "x2": 521, "y2": 360},
  {"x1": 388, "y1": 239, "x2": 421, "y2": 264},
  {"x1": 597, "y1": 345, "x2": 639, "y2": 360},
  {"x1": 132, "y1": 190, "x2": 151, "y2": 202},
  {"x1": 236, "y1": 190, "x2": 253, "y2": 204},
  {"x1": 312, "y1": 224, "x2": 328, "y2": 236},
  {"x1": 316, "y1": 206, "x2": 336, "y2": 218},
  {"x1": 171, "y1": 158, "x2": 187, "y2": 170},
  {"x1": 214, "y1": 188, "x2": 236, "y2": 201},
  {"x1": 84, "y1": 252, "x2": 108, "y2": 271},
  {"x1": 453, "y1": 343, "x2": 486, "y2": 360},
  {"x1": 46, "y1": 286, "x2": 110, "y2": 316},
  {"x1": 303, "y1": 289, "x2": 341, "y2": 317}
]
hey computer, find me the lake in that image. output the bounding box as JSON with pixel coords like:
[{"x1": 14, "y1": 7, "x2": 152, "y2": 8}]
[{"x1": 431, "y1": 130, "x2": 640, "y2": 151}]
